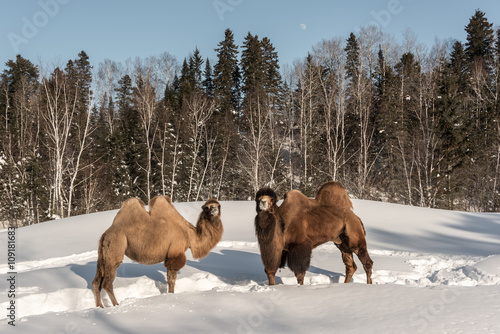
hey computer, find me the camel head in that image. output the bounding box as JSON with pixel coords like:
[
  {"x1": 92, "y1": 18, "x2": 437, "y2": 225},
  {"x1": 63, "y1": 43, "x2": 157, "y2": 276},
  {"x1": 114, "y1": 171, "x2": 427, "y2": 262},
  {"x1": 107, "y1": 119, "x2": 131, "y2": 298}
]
[
  {"x1": 202, "y1": 199, "x2": 221, "y2": 219},
  {"x1": 255, "y1": 188, "x2": 278, "y2": 213}
]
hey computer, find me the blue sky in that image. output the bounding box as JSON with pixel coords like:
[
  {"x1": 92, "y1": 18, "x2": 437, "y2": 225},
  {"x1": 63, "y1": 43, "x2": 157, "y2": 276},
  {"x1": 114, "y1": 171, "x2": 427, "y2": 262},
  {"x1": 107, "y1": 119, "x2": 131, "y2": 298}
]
[{"x1": 1, "y1": 0, "x2": 500, "y2": 72}]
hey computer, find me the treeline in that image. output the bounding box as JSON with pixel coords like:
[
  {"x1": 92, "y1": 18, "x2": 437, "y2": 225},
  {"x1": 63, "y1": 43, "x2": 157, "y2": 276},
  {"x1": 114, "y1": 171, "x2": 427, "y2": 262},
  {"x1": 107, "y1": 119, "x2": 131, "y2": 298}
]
[{"x1": 1, "y1": 10, "x2": 499, "y2": 226}]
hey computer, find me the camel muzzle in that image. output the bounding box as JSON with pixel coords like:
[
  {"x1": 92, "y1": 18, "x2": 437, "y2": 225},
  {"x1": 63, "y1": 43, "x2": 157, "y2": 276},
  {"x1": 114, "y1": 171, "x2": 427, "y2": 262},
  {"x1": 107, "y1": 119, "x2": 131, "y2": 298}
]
[
  {"x1": 259, "y1": 200, "x2": 269, "y2": 211},
  {"x1": 210, "y1": 207, "x2": 219, "y2": 216}
]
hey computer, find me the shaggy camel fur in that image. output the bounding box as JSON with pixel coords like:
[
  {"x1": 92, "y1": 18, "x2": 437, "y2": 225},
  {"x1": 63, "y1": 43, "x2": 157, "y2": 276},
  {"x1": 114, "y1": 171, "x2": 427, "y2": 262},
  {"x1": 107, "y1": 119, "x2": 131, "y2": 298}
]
[
  {"x1": 254, "y1": 188, "x2": 286, "y2": 285},
  {"x1": 92, "y1": 196, "x2": 223, "y2": 307},
  {"x1": 255, "y1": 182, "x2": 373, "y2": 286}
]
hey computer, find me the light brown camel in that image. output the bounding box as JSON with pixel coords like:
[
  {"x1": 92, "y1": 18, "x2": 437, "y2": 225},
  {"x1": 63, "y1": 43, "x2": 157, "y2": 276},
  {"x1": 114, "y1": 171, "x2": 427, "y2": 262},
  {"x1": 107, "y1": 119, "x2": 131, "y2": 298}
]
[
  {"x1": 92, "y1": 196, "x2": 223, "y2": 307},
  {"x1": 255, "y1": 182, "x2": 373, "y2": 286}
]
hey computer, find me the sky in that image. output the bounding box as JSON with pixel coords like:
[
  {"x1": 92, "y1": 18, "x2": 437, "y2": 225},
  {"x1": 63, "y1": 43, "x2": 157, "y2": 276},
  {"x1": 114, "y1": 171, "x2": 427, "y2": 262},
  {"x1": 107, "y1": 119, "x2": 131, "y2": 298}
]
[{"x1": 1, "y1": 0, "x2": 500, "y2": 73}]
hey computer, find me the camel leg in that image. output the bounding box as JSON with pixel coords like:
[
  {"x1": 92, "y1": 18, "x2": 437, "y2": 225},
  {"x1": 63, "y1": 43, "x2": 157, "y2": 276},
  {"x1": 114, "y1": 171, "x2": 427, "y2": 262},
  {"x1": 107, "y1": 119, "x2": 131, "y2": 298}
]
[
  {"x1": 102, "y1": 260, "x2": 121, "y2": 306},
  {"x1": 295, "y1": 271, "x2": 306, "y2": 285},
  {"x1": 92, "y1": 273, "x2": 104, "y2": 308},
  {"x1": 265, "y1": 269, "x2": 277, "y2": 285},
  {"x1": 287, "y1": 243, "x2": 312, "y2": 285},
  {"x1": 165, "y1": 253, "x2": 187, "y2": 293},
  {"x1": 95, "y1": 233, "x2": 125, "y2": 307},
  {"x1": 336, "y1": 241, "x2": 357, "y2": 283},
  {"x1": 357, "y1": 247, "x2": 374, "y2": 284},
  {"x1": 341, "y1": 250, "x2": 357, "y2": 283}
]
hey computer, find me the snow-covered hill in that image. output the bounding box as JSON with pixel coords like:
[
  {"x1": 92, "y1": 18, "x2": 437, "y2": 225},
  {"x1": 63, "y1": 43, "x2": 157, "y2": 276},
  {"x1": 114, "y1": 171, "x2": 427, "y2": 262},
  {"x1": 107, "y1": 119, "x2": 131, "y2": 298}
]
[{"x1": 1, "y1": 200, "x2": 500, "y2": 333}]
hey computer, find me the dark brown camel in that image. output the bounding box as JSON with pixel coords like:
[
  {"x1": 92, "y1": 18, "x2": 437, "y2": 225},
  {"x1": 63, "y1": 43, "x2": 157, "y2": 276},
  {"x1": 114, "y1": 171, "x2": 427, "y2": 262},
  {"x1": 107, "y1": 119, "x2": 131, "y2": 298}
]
[
  {"x1": 255, "y1": 182, "x2": 373, "y2": 286},
  {"x1": 254, "y1": 187, "x2": 286, "y2": 285}
]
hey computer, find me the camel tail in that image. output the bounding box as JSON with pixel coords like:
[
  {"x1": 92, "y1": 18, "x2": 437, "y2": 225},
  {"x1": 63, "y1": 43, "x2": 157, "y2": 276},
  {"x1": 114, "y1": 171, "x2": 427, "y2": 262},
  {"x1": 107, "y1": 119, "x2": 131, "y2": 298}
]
[
  {"x1": 359, "y1": 217, "x2": 366, "y2": 236},
  {"x1": 97, "y1": 234, "x2": 106, "y2": 278},
  {"x1": 92, "y1": 234, "x2": 106, "y2": 307}
]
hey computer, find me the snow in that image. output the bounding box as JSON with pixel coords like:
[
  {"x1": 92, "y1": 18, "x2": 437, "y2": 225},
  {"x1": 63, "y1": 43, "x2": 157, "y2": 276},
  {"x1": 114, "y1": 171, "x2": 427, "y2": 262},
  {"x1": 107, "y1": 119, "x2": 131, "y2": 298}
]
[{"x1": 1, "y1": 199, "x2": 500, "y2": 333}]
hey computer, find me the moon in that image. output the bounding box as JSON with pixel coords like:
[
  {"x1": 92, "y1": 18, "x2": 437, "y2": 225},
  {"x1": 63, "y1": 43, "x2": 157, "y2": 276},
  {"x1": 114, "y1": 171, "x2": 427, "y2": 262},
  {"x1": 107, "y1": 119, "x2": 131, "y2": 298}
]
[{"x1": 300, "y1": 23, "x2": 307, "y2": 30}]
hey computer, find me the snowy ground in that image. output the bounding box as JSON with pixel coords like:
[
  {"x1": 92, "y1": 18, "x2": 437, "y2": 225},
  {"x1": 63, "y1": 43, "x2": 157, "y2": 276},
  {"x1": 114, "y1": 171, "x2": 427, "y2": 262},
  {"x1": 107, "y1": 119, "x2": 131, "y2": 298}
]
[{"x1": 1, "y1": 199, "x2": 500, "y2": 333}]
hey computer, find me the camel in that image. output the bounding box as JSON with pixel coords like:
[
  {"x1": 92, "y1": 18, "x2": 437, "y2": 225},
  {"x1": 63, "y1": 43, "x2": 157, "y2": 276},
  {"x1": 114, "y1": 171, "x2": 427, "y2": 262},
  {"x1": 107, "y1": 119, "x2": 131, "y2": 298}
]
[
  {"x1": 254, "y1": 187, "x2": 286, "y2": 285},
  {"x1": 92, "y1": 196, "x2": 223, "y2": 307},
  {"x1": 255, "y1": 181, "x2": 373, "y2": 286}
]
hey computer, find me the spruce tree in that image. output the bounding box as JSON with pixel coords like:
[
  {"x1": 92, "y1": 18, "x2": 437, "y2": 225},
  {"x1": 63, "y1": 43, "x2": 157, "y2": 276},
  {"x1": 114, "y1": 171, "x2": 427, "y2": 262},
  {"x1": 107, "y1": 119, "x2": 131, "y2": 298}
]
[
  {"x1": 0, "y1": 55, "x2": 42, "y2": 225},
  {"x1": 179, "y1": 58, "x2": 192, "y2": 105},
  {"x1": 240, "y1": 33, "x2": 287, "y2": 192},
  {"x1": 464, "y1": 10, "x2": 497, "y2": 210},
  {"x1": 115, "y1": 75, "x2": 142, "y2": 200},
  {"x1": 436, "y1": 41, "x2": 470, "y2": 209},
  {"x1": 465, "y1": 10, "x2": 494, "y2": 64},
  {"x1": 213, "y1": 28, "x2": 242, "y2": 199},
  {"x1": 189, "y1": 47, "x2": 204, "y2": 91},
  {"x1": 75, "y1": 51, "x2": 93, "y2": 112},
  {"x1": 69, "y1": 51, "x2": 94, "y2": 214},
  {"x1": 344, "y1": 33, "x2": 362, "y2": 188},
  {"x1": 203, "y1": 58, "x2": 214, "y2": 96},
  {"x1": 214, "y1": 28, "x2": 240, "y2": 115},
  {"x1": 373, "y1": 46, "x2": 400, "y2": 200},
  {"x1": 345, "y1": 33, "x2": 360, "y2": 87},
  {"x1": 260, "y1": 37, "x2": 282, "y2": 96}
]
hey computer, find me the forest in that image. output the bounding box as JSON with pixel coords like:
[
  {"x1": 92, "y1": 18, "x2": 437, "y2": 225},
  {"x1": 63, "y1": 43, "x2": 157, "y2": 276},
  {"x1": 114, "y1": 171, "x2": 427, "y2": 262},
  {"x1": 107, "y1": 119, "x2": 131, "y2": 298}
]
[{"x1": 1, "y1": 10, "x2": 499, "y2": 226}]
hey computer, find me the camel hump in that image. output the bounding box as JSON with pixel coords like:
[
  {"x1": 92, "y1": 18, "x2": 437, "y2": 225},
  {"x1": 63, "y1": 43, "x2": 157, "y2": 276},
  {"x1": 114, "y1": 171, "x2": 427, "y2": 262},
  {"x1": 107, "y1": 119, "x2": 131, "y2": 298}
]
[
  {"x1": 315, "y1": 181, "x2": 353, "y2": 210},
  {"x1": 121, "y1": 197, "x2": 146, "y2": 209},
  {"x1": 284, "y1": 189, "x2": 304, "y2": 200},
  {"x1": 149, "y1": 195, "x2": 172, "y2": 208},
  {"x1": 148, "y1": 195, "x2": 176, "y2": 218},
  {"x1": 110, "y1": 198, "x2": 149, "y2": 228}
]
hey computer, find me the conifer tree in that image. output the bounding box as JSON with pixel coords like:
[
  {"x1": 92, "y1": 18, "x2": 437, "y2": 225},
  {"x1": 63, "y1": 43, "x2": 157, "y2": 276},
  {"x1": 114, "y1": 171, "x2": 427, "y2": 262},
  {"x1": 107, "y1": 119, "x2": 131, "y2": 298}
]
[
  {"x1": 189, "y1": 47, "x2": 204, "y2": 91},
  {"x1": 345, "y1": 33, "x2": 360, "y2": 87},
  {"x1": 214, "y1": 28, "x2": 240, "y2": 115},
  {"x1": 0, "y1": 55, "x2": 42, "y2": 225},
  {"x1": 203, "y1": 58, "x2": 214, "y2": 96},
  {"x1": 464, "y1": 10, "x2": 497, "y2": 209},
  {"x1": 67, "y1": 51, "x2": 94, "y2": 214},
  {"x1": 373, "y1": 46, "x2": 400, "y2": 200},
  {"x1": 465, "y1": 10, "x2": 494, "y2": 64},
  {"x1": 240, "y1": 33, "x2": 286, "y2": 192},
  {"x1": 213, "y1": 28, "x2": 242, "y2": 199},
  {"x1": 115, "y1": 74, "x2": 143, "y2": 200},
  {"x1": 436, "y1": 41, "x2": 470, "y2": 209},
  {"x1": 94, "y1": 93, "x2": 124, "y2": 209},
  {"x1": 179, "y1": 58, "x2": 192, "y2": 105}
]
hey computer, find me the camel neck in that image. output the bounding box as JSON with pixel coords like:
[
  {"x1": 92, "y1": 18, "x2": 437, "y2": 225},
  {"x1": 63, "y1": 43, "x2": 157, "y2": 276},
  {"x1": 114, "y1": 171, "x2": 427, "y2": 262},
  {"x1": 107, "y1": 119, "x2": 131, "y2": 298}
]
[{"x1": 190, "y1": 217, "x2": 223, "y2": 259}]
